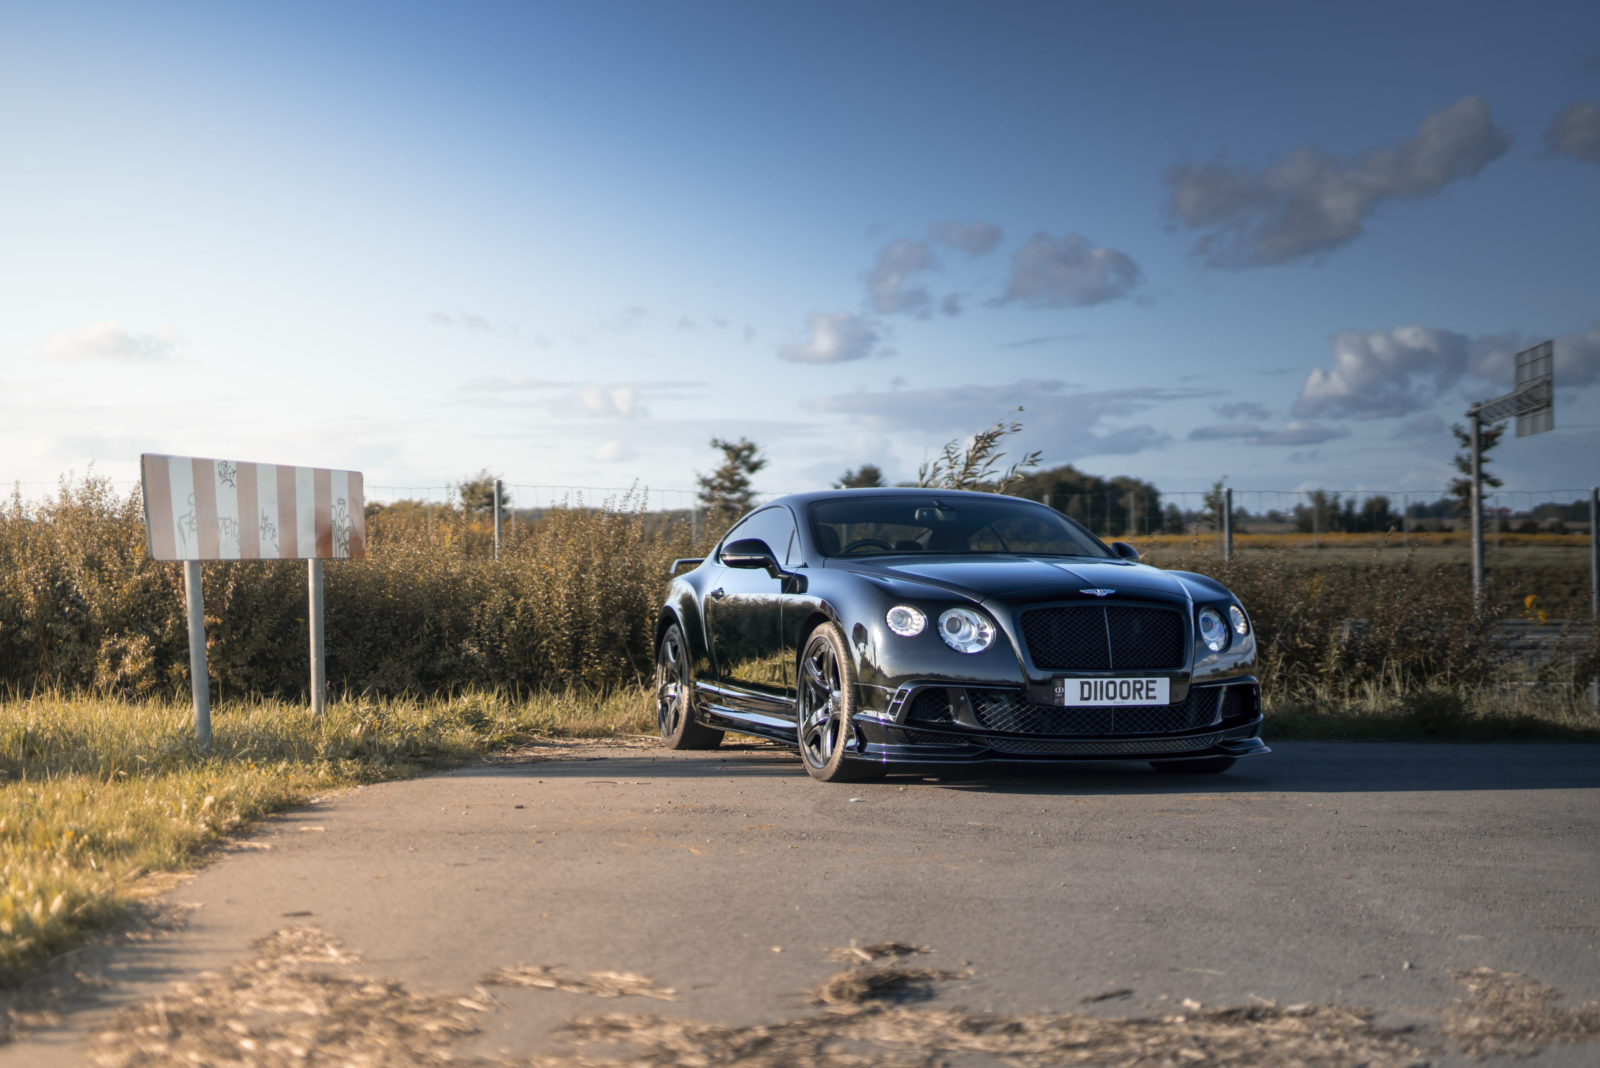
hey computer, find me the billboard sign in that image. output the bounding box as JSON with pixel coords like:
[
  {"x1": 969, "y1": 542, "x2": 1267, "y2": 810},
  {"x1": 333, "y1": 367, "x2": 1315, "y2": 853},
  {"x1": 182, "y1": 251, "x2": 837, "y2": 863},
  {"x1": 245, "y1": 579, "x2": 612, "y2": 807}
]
[{"x1": 140, "y1": 454, "x2": 365, "y2": 562}]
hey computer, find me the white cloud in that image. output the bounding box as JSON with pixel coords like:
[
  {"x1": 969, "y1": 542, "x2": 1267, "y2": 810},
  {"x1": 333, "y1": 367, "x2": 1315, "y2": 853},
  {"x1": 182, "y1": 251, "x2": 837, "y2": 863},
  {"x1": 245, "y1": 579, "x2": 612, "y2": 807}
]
[
  {"x1": 1295, "y1": 326, "x2": 1472, "y2": 419},
  {"x1": 41, "y1": 322, "x2": 181, "y2": 362},
  {"x1": 1389, "y1": 413, "x2": 1448, "y2": 440},
  {"x1": 1546, "y1": 100, "x2": 1600, "y2": 164},
  {"x1": 1294, "y1": 324, "x2": 1600, "y2": 420},
  {"x1": 594, "y1": 439, "x2": 633, "y2": 462},
  {"x1": 864, "y1": 238, "x2": 936, "y2": 315},
  {"x1": 1166, "y1": 95, "x2": 1510, "y2": 268},
  {"x1": 777, "y1": 312, "x2": 882, "y2": 363},
  {"x1": 1188, "y1": 421, "x2": 1350, "y2": 446},
  {"x1": 430, "y1": 310, "x2": 519, "y2": 337},
  {"x1": 809, "y1": 379, "x2": 1201, "y2": 461},
  {"x1": 456, "y1": 377, "x2": 703, "y2": 418},
  {"x1": 998, "y1": 233, "x2": 1143, "y2": 308},
  {"x1": 928, "y1": 220, "x2": 1002, "y2": 256},
  {"x1": 579, "y1": 385, "x2": 639, "y2": 418},
  {"x1": 1214, "y1": 400, "x2": 1272, "y2": 422}
]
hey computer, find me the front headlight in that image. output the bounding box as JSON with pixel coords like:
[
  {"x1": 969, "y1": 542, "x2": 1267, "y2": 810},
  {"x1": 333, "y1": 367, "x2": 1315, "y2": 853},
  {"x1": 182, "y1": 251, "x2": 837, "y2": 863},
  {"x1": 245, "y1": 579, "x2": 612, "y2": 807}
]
[
  {"x1": 885, "y1": 605, "x2": 926, "y2": 637},
  {"x1": 938, "y1": 607, "x2": 996, "y2": 654},
  {"x1": 1229, "y1": 604, "x2": 1249, "y2": 637},
  {"x1": 1198, "y1": 607, "x2": 1229, "y2": 652}
]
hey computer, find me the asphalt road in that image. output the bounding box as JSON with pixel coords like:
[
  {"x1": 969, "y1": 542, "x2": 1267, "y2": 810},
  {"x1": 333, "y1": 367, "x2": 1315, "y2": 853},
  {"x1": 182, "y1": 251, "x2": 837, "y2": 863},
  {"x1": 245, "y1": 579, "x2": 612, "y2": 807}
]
[{"x1": 6, "y1": 740, "x2": 1600, "y2": 1066}]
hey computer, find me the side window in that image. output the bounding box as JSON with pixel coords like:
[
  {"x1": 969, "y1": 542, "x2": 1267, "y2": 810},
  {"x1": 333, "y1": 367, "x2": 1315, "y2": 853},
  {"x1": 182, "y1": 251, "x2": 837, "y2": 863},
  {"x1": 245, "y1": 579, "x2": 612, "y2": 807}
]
[{"x1": 717, "y1": 507, "x2": 797, "y2": 565}]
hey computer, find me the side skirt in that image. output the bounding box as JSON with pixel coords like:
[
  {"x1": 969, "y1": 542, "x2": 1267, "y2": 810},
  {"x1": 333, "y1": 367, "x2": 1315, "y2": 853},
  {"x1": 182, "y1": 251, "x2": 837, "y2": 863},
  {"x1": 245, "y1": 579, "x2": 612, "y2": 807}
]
[{"x1": 694, "y1": 682, "x2": 799, "y2": 746}]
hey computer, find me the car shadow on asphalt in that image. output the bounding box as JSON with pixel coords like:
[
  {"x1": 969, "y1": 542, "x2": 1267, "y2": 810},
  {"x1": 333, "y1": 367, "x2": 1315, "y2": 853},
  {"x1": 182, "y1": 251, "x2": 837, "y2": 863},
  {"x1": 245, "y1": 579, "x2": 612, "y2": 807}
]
[{"x1": 490, "y1": 740, "x2": 1600, "y2": 794}]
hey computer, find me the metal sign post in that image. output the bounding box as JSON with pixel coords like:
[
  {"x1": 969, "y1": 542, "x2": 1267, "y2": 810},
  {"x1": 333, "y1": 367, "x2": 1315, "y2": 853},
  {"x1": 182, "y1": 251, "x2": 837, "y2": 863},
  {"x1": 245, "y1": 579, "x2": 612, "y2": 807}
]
[
  {"x1": 1465, "y1": 341, "x2": 1554, "y2": 613},
  {"x1": 183, "y1": 560, "x2": 211, "y2": 750},
  {"x1": 140, "y1": 455, "x2": 366, "y2": 745},
  {"x1": 309, "y1": 559, "x2": 326, "y2": 716}
]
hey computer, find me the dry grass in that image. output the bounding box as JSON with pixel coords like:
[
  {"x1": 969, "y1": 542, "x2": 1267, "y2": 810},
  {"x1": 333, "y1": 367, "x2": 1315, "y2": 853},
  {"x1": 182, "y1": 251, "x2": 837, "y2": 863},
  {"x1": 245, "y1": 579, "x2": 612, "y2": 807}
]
[
  {"x1": 0, "y1": 690, "x2": 651, "y2": 982},
  {"x1": 83, "y1": 930, "x2": 1600, "y2": 1066},
  {"x1": 0, "y1": 477, "x2": 693, "y2": 698}
]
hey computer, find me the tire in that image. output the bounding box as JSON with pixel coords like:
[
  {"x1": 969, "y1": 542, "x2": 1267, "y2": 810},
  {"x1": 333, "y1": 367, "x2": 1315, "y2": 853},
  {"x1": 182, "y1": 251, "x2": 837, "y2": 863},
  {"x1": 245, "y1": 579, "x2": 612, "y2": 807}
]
[
  {"x1": 1151, "y1": 756, "x2": 1237, "y2": 775},
  {"x1": 656, "y1": 623, "x2": 723, "y2": 750},
  {"x1": 796, "y1": 623, "x2": 880, "y2": 783}
]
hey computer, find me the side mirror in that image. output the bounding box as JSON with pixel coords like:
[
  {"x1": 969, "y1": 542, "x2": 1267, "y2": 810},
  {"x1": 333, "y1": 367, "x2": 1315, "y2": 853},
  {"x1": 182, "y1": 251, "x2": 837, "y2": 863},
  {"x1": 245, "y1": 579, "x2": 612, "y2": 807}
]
[
  {"x1": 1111, "y1": 541, "x2": 1141, "y2": 562},
  {"x1": 721, "y1": 538, "x2": 782, "y2": 577}
]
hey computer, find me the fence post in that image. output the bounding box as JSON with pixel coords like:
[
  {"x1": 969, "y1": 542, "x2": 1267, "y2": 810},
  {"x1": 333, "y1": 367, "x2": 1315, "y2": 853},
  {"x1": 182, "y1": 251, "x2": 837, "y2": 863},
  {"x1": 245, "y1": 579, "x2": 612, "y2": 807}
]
[
  {"x1": 308, "y1": 559, "x2": 326, "y2": 717},
  {"x1": 183, "y1": 560, "x2": 211, "y2": 753},
  {"x1": 1590, "y1": 487, "x2": 1598, "y2": 710},
  {"x1": 1591, "y1": 487, "x2": 1598, "y2": 622},
  {"x1": 493, "y1": 479, "x2": 503, "y2": 561},
  {"x1": 1222, "y1": 487, "x2": 1233, "y2": 563},
  {"x1": 1402, "y1": 492, "x2": 1410, "y2": 549}
]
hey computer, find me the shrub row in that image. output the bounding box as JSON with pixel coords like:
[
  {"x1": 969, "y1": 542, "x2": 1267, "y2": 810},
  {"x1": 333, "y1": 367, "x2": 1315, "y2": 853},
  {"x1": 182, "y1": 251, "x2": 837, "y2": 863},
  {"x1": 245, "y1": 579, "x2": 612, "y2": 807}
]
[
  {"x1": 2, "y1": 479, "x2": 1593, "y2": 703},
  {"x1": 0, "y1": 480, "x2": 695, "y2": 698}
]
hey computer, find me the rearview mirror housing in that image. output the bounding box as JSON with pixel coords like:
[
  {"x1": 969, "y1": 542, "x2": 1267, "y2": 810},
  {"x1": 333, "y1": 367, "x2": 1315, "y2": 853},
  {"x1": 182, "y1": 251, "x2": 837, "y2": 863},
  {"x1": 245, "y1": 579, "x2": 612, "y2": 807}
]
[{"x1": 720, "y1": 538, "x2": 782, "y2": 577}]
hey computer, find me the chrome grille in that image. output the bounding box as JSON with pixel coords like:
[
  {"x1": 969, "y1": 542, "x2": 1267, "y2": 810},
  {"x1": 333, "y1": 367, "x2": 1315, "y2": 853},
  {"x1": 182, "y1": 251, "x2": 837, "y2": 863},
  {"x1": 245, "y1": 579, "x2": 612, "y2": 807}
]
[
  {"x1": 1021, "y1": 605, "x2": 1185, "y2": 671},
  {"x1": 970, "y1": 687, "x2": 1222, "y2": 736}
]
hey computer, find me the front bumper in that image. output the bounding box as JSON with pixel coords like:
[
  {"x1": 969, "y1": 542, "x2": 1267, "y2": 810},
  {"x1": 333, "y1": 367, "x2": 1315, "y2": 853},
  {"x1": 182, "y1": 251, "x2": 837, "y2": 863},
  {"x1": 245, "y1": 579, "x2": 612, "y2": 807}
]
[{"x1": 850, "y1": 678, "x2": 1267, "y2": 764}]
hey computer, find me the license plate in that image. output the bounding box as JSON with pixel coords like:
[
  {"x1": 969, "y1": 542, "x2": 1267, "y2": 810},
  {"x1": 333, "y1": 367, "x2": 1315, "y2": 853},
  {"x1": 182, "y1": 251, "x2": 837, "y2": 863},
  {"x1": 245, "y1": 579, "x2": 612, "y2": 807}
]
[{"x1": 1053, "y1": 677, "x2": 1170, "y2": 707}]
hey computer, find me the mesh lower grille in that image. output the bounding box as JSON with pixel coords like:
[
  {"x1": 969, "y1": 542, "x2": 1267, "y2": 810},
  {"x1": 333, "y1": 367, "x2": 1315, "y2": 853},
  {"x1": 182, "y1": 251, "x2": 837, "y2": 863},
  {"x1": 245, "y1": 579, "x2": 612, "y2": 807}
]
[
  {"x1": 987, "y1": 731, "x2": 1226, "y2": 756},
  {"x1": 907, "y1": 689, "x2": 955, "y2": 724},
  {"x1": 1021, "y1": 605, "x2": 1185, "y2": 671},
  {"x1": 970, "y1": 687, "x2": 1222, "y2": 736}
]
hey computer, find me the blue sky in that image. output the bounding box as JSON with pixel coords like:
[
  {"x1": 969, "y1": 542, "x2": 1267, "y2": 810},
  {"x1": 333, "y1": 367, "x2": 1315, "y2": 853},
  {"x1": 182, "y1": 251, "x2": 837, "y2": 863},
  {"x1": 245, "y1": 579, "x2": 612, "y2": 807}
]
[{"x1": 3, "y1": 1, "x2": 1598, "y2": 508}]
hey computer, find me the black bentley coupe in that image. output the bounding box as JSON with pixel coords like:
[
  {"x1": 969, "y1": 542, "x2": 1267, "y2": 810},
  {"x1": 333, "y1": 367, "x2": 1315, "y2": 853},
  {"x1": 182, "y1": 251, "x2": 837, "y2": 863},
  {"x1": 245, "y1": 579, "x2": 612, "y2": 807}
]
[{"x1": 654, "y1": 488, "x2": 1267, "y2": 782}]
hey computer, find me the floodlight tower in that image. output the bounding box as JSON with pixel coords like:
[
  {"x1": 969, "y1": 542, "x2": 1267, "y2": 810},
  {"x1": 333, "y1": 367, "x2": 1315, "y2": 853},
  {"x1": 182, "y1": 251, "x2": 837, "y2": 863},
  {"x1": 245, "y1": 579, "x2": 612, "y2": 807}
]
[{"x1": 1464, "y1": 340, "x2": 1554, "y2": 613}]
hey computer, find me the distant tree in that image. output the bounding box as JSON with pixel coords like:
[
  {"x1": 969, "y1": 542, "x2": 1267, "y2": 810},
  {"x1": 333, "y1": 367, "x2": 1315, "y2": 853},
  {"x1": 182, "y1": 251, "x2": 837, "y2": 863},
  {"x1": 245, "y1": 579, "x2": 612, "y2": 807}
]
[
  {"x1": 1293, "y1": 490, "x2": 1340, "y2": 534},
  {"x1": 835, "y1": 464, "x2": 886, "y2": 488},
  {"x1": 697, "y1": 437, "x2": 767, "y2": 525},
  {"x1": 1007, "y1": 462, "x2": 1164, "y2": 534},
  {"x1": 917, "y1": 410, "x2": 1042, "y2": 493},
  {"x1": 1449, "y1": 421, "x2": 1505, "y2": 519},
  {"x1": 1358, "y1": 494, "x2": 1400, "y2": 533},
  {"x1": 1202, "y1": 478, "x2": 1228, "y2": 532},
  {"x1": 454, "y1": 469, "x2": 510, "y2": 522}
]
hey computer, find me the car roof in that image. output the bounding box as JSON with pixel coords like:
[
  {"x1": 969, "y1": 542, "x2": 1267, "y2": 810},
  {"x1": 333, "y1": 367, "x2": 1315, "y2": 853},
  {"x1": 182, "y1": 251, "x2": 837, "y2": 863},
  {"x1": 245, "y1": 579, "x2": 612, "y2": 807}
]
[{"x1": 761, "y1": 487, "x2": 1048, "y2": 511}]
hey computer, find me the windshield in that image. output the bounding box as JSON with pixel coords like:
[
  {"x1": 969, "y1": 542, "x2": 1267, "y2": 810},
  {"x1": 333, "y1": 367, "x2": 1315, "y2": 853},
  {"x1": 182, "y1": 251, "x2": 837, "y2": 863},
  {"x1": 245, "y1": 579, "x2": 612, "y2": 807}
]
[{"x1": 808, "y1": 496, "x2": 1114, "y2": 559}]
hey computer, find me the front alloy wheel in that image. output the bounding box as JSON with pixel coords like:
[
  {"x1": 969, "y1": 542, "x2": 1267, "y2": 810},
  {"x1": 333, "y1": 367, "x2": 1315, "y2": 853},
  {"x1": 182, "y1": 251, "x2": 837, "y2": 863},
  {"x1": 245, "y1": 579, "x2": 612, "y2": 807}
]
[
  {"x1": 656, "y1": 623, "x2": 723, "y2": 750},
  {"x1": 797, "y1": 623, "x2": 878, "y2": 783}
]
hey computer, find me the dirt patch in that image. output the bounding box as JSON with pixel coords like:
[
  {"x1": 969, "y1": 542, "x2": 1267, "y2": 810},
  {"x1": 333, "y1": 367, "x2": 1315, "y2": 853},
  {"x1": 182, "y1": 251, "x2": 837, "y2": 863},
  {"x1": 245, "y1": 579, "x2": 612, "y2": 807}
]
[
  {"x1": 484, "y1": 964, "x2": 676, "y2": 1001},
  {"x1": 88, "y1": 926, "x2": 488, "y2": 1067},
  {"x1": 76, "y1": 926, "x2": 1600, "y2": 1067},
  {"x1": 1445, "y1": 966, "x2": 1600, "y2": 1057}
]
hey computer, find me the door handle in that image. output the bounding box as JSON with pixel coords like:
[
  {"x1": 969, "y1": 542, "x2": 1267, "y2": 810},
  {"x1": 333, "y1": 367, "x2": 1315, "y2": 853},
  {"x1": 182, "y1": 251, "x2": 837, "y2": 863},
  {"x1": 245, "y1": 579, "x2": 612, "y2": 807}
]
[{"x1": 710, "y1": 587, "x2": 726, "y2": 601}]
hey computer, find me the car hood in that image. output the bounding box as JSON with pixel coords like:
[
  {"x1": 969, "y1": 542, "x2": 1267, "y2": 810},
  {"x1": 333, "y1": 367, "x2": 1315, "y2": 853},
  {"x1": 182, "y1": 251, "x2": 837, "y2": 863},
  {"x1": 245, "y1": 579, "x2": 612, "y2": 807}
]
[{"x1": 830, "y1": 555, "x2": 1191, "y2": 606}]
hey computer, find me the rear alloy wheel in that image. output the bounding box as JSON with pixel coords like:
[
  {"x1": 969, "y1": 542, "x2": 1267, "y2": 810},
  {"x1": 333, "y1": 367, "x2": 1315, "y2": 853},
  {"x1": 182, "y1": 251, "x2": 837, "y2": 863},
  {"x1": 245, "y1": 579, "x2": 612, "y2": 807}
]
[
  {"x1": 656, "y1": 623, "x2": 723, "y2": 750},
  {"x1": 797, "y1": 623, "x2": 879, "y2": 783},
  {"x1": 1151, "y1": 756, "x2": 1236, "y2": 775}
]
